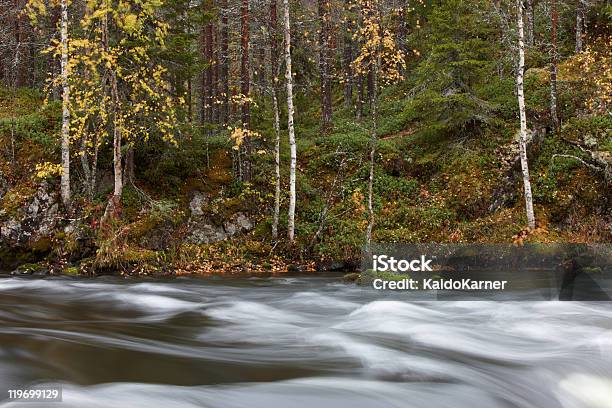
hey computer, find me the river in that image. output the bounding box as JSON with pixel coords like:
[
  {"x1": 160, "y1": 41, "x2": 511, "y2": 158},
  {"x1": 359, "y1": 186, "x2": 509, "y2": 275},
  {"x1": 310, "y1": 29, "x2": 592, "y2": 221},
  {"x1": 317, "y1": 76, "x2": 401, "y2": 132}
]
[{"x1": 0, "y1": 275, "x2": 611, "y2": 408}]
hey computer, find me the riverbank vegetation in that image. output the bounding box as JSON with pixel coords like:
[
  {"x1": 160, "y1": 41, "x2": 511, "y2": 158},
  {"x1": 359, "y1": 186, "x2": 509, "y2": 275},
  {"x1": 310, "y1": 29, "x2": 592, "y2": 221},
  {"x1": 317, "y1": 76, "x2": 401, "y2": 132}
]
[{"x1": 0, "y1": 0, "x2": 610, "y2": 275}]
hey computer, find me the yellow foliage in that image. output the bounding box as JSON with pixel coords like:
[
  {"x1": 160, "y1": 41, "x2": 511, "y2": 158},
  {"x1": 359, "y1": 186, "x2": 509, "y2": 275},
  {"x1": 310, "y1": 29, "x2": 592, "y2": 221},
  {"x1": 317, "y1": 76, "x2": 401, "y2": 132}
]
[
  {"x1": 34, "y1": 162, "x2": 63, "y2": 180},
  {"x1": 229, "y1": 127, "x2": 261, "y2": 150}
]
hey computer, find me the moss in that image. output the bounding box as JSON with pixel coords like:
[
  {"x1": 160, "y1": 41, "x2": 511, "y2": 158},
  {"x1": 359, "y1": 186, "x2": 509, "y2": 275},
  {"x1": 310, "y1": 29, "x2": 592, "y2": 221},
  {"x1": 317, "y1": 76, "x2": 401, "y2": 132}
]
[
  {"x1": 357, "y1": 269, "x2": 408, "y2": 285},
  {"x1": 31, "y1": 237, "x2": 52, "y2": 253},
  {"x1": 62, "y1": 266, "x2": 80, "y2": 276}
]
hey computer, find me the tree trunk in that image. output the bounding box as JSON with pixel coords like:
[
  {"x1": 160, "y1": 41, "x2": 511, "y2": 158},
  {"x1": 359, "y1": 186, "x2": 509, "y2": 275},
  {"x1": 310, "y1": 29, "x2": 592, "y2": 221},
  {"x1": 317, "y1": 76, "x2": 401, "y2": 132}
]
[
  {"x1": 60, "y1": 0, "x2": 71, "y2": 209},
  {"x1": 241, "y1": 0, "x2": 252, "y2": 182},
  {"x1": 212, "y1": 25, "x2": 219, "y2": 124},
  {"x1": 356, "y1": 74, "x2": 364, "y2": 119},
  {"x1": 283, "y1": 0, "x2": 297, "y2": 243},
  {"x1": 550, "y1": 0, "x2": 559, "y2": 132},
  {"x1": 205, "y1": 20, "x2": 213, "y2": 123},
  {"x1": 526, "y1": 0, "x2": 534, "y2": 46},
  {"x1": 365, "y1": 61, "x2": 377, "y2": 249},
  {"x1": 343, "y1": 0, "x2": 353, "y2": 109},
  {"x1": 123, "y1": 145, "x2": 134, "y2": 186},
  {"x1": 220, "y1": 0, "x2": 230, "y2": 125},
  {"x1": 575, "y1": 0, "x2": 584, "y2": 53},
  {"x1": 270, "y1": 0, "x2": 281, "y2": 240},
  {"x1": 318, "y1": 0, "x2": 332, "y2": 130},
  {"x1": 516, "y1": 0, "x2": 536, "y2": 229},
  {"x1": 111, "y1": 71, "x2": 123, "y2": 201}
]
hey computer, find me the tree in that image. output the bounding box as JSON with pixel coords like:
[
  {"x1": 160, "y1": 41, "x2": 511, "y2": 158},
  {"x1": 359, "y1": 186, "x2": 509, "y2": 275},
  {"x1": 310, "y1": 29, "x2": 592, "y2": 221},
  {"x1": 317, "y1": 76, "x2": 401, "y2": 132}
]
[
  {"x1": 352, "y1": 0, "x2": 405, "y2": 248},
  {"x1": 318, "y1": 0, "x2": 332, "y2": 130},
  {"x1": 283, "y1": 0, "x2": 297, "y2": 242},
  {"x1": 59, "y1": 0, "x2": 70, "y2": 209},
  {"x1": 240, "y1": 0, "x2": 252, "y2": 182},
  {"x1": 270, "y1": 0, "x2": 281, "y2": 240},
  {"x1": 575, "y1": 0, "x2": 586, "y2": 53},
  {"x1": 66, "y1": 0, "x2": 180, "y2": 216},
  {"x1": 526, "y1": 0, "x2": 534, "y2": 46},
  {"x1": 343, "y1": 0, "x2": 354, "y2": 109},
  {"x1": 219, "y1": 0, "x2": 229, "y2": 124},
  {"x1": 516, "y1": 0, "x2": 536, "y2": 228},
  {"x1": 550, "y1": 0, "x2": 560, "y2": 131}
]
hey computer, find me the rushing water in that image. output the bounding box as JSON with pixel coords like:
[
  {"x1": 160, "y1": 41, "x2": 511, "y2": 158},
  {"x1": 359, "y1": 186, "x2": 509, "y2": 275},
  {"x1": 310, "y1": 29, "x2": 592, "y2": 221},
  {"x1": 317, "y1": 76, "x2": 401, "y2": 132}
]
[{"x1": 0, "y1": 275, "x2": 611, "y2": 408}]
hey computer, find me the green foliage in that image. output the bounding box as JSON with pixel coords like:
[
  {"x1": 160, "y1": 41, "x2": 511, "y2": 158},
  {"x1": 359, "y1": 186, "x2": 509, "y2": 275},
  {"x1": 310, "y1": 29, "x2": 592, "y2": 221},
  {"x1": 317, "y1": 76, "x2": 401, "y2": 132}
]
[{"x1": 0, "y1": 102, "x2": 60, "y2": 147}]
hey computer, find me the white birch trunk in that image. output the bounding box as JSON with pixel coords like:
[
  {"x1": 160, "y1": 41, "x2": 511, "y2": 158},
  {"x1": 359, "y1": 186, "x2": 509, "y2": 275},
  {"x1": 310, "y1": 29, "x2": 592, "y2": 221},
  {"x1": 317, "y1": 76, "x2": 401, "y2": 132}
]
[
  {"x1": 60, "y1": 0, "x2": 70, "y2": 209},
  {"x1": 516, "y1": 0, "x2": 536, "y2": 229},
  {"x1": 283, "y1": 0, "x2": 297, "y2": 242},
  {"x1": 111, "y1": 70, "x2": 123, "y2": 201},
  {"x1": 365, "y1": 61, "x2": 377, "y2": 250},
  {"x1": 575, "y1": 0, "x2": 584, "y2": 53},
  {"x1": 272, "y1": 87, "x2": 281, "y2": 240}
]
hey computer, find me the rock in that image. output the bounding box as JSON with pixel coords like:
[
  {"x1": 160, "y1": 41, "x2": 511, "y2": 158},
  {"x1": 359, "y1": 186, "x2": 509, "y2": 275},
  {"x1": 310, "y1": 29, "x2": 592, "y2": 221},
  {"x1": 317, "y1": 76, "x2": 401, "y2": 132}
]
[
  {"x1": 189, "y1": 191, "x2": 208, "y2": 217},
  {"x1": 0, "y1": 182, "x2": 59, "y2": 248},
  {"x1": 187, "y1": 222, "x2": 227, "y2": 244},
  {"x1": 223, "y1": 212, "x2": 253, "y2": 236},
  {"x1": 342, "y1": 272, "x2": 360, "y2": 282},
  {"x1": 10, "y1": 263, "x2": 48, "y2": 276},
  {"x1": 186, "y1": 211, "x2": 252, "y2": 245},
  {"x1": 316, "y1": 260, "x2": 351, "y2": 272},
  {"x1": 0, "y1": 170, "x2": 7, "y2": 200},
  {"x1": 288, "y1": 264, "x2": 307, "y2": 272}
]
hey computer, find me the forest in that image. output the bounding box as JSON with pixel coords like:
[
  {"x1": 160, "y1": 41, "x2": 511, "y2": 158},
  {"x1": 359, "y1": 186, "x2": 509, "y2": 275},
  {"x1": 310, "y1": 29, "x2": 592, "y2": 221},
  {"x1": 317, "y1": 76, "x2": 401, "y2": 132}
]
[{"x1": 0, "y1": 0, "x2": 610, "y2": 275}]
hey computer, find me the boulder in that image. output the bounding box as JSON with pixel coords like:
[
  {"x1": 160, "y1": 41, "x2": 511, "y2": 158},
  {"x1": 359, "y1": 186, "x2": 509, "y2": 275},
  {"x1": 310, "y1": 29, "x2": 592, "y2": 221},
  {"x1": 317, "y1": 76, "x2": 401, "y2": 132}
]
[
  {"x1": 0, "y1": 182, "x2": 59, "y2": 248},
  {"x1": 189, "y1": 191, "x2": 208, "y2": 217},
  {"x1": 186, "y1": 209, "x2": 253, "y2": 245}
]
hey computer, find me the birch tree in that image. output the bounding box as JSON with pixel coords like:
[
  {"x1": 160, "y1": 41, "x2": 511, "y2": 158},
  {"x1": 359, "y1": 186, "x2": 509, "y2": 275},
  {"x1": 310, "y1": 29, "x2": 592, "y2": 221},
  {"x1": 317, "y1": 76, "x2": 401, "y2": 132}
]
[
  {"x1": 59, "y1": 0, "x2": 70, "y2": 209},
  {"x1": 26, "y1": 0, "x2": 71, "y2": 208},
  {"x1": 352, "y1": 0, "x2": 405, "y2": 248},
  {"x1": 283, "y1": 0, "x2": 297, "y2": 242},
  {"x1": 516, "y1": 0, "x2": 536, "y2": 228},
  {"x1": 270, "y1": 0, "x2": 281, "y2": 240},
  {"x1": 67, "y1": 0, "x2": 180, "y2": 216}
]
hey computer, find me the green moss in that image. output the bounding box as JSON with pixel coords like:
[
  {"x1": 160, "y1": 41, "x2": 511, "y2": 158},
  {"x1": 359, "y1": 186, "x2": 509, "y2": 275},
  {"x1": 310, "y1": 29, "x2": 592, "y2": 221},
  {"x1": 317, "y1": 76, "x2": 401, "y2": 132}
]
[
  {"x1": 62, "y1": 266, "x2": 80, "y2": 276},
  {"x1": 357, "y1": 269, "x2": 408, "y2": 285}
]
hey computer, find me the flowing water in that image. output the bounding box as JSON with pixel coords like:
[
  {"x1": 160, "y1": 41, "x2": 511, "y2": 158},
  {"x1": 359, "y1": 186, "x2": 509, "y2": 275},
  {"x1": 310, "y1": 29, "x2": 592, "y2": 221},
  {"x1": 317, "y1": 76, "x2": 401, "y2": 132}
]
[{"x1": 0, "y1": 275, "x2": 611, "y2": 408}]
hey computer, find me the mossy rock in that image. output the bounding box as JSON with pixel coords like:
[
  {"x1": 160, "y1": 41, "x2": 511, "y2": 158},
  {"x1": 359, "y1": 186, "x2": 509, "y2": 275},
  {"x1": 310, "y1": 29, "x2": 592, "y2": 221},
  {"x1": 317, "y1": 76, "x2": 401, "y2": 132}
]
[
  {"x1": 357, "y1": 269, "x2": 409, "y2": 285},
  {"x1": 61, "y1": 266, "x2": 80, "y2": 276}
]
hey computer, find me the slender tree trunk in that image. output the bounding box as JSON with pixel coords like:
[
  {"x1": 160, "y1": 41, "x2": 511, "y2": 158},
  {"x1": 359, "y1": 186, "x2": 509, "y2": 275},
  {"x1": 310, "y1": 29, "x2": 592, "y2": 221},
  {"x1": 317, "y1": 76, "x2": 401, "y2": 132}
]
[
  {"x1": 199, "y1": 23, "x2": 207, "y2": 123},
  {"x1": 356, "y1": 74, "x2": 364, "y2": 119},
  {"x1": 90, "y1": 133, "x2": 99, "y2": 201},
  {"x1": 526, "y1": 0, "x2": 534, "y2": 46},
  {"x1": 550, "y1": 0, "x2": 559, "y2": 132},
  {"x1": 575, "y1": 0, "x2": 584, "y2": 53},
  {"x1": 205, "y1": 20, "x2": 213, "y2": 123},
  {"x1": 365, "y1": 61, "x2": 377, "y2": 249},
  {"x1": 212, "y1": 25, "x2": 219, "y2": 124},
  {"x1": 343, "y1": 0, "x2": 353, "y2": 109},
  {"x1": 516, "y1": 0, "x2": 536, "y2": 229},
  {"x1": 241, "y1": 0, "x2": 252, "y2": 182},
  {"x1": 220, "y1": 0, "x2": 229, "y2": 124},
  {"x1": 270, "y1": 0, "x2": 281, "y2": 240},
  {"x1": 318, "y1": 0, "x2": 332, "y2": 130},
  {"x1": 343, "y1": 33, "x2": 353, "y2": 108},
  {"x1": 59, "y1": 0, "x2": 71, "y2": 209},
  {"x1": 111, "y1": 71, "x2": 122, "y2": 201},
  {"x1": 123, "y1": 145, "x2": 134, "y2": 185},
  {"x1": 283, "y1": 0, "x2": 297, "y2": 242}
]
